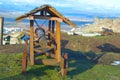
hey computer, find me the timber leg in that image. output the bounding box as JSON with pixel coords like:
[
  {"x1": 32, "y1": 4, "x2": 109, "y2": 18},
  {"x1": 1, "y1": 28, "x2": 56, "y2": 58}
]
[
  {"x1": 60, "y1": 53, "x2": 68, "y2": 76},
  {"x1": 22, "y1": 51, "x2": 27, "y2": 74}
]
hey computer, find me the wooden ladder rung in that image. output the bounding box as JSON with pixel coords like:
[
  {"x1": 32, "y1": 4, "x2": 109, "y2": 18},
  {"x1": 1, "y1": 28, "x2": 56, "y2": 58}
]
[
  {"x1": 34, "y1": 41, "x2": 40, "y2": 45},
  {"x1": 35, "y1": 59, "x2": 58, "y2": 66},
  {"x1": 34, "y1": 48, "x2": 54, "y2": 57},
  {"x1": 34, "y1": 49, "x2": 42, "y2": 53}
]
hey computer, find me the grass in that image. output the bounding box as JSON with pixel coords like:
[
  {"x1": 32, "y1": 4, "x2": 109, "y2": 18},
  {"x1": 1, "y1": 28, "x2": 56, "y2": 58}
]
[
  {"x1": 1, "y1": 33, "x2": 120, "y2": 80},
  {"x1": 0, "y1": 52, "x2": 120, "y2": 80}
]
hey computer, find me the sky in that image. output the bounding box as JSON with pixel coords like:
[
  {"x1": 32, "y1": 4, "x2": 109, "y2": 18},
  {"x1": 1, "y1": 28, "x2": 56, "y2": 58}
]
[{"x1": 0, "y1": 0, "x2": 120, "y2": 22}]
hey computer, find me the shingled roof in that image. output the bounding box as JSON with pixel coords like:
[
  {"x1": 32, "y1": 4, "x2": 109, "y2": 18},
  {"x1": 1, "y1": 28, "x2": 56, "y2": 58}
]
[{"x1": 16, "y1": 4, "x2": 76, "y2": 28}]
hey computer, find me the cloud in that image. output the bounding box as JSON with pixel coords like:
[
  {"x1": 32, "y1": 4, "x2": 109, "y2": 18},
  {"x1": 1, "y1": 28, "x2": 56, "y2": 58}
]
[
  {"x1": 1, "y1": 0, "x2": 120, "y2": 18},
  {"x1": 12, "y1": 0, "x2": 34, "y2": 3},
  {"x1": 0, "y1": 2, "x2": 3, "y2": 4},
  {"x1": 2, "y1": 0, "x2": 120, "y2": 11},
  {"x1": 0, "y1": 12, "x2": 25, "y2": 18}
]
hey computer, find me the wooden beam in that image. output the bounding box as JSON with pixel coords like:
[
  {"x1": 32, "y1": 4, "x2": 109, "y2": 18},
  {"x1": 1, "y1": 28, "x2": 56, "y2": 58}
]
[
  {"x1": 41, "y1": 11, "x2": 44, "y2": 16},
  {"x1": 56, "y1": 21, "x2": 61, "y2": 62},
  {"x1": 0, "y1": 17, "x2": 3, "y2": 45},
  {"x1": 47, "y1": 20, "x2": 52, "y2": 46},
  {"x1": 16, "y1": 16, "x2": 28, "y2": 22},
  {"x1": 35, "y1": 59, "x2": 58, "y2": 66},
  {"x1": 34, "y1": 15, "x2": 62, "y2": 22},
  {"x1": 48, "y1": 20, "x2": 52, "y2": 39},
  {"x1": 29, "y1": 16, "x2": 34, "y2": 65}
]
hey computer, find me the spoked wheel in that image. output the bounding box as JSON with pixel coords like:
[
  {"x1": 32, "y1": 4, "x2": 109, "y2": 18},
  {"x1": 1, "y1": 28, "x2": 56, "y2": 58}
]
[
  {"x1": 60, "y1": 53, "x2": 68, "y2": 76},
  {"x1": 22, "y1": 51, "x2": 27, "y2": 74}
]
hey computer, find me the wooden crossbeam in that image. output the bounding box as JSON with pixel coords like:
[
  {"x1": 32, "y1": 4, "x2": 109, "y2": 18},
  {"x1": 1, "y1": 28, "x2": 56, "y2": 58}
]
[{"x1": 34, "y1": 15, "x2": 62, "y2": 22}]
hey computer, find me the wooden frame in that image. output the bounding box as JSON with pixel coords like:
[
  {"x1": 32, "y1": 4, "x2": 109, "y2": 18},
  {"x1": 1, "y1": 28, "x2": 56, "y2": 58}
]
[{"x1": 16, "y1": 5, "x2": 76, "y2": 76}]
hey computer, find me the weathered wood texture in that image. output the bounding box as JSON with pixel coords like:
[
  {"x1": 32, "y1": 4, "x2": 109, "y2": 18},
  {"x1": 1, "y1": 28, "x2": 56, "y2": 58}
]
[
  {"x1": 15, "y1": 5, "x2": 73, "y2": 76},
  {"x1": 35, "y1": 59, "x2": 58, "y2": 66},
  {"x1": 56, "y1": 21, "x2": 61, "y2": 62},
  {"x1": 34, "y1": 15, "x2": 62, "y2": 22},
  {"x1": 16, "y1": 5, "x2": 76, "y2": 28},
  {"x1": 30, "y1": 16, "x2": 34, "y2": 65}
]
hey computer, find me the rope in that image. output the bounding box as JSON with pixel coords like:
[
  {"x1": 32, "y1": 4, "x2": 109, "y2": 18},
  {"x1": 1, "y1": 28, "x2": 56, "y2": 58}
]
[
  {"x1": 34, "y1": 20, "x2": 39, "y2": 28},
  {"x1": 34, "y1": 20, "x2": 47, "y2": 28}
]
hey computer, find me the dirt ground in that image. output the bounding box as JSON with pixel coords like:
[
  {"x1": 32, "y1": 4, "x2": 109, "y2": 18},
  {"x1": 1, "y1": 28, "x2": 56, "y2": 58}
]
[{"x1": 0, "y1": 44, "x2": 25, "y2": 54}]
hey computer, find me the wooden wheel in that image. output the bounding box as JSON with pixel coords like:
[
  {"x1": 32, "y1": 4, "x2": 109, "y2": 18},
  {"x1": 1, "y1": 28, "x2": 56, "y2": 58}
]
[
  {"x1": 60, "y1": 53, "x2": 68, "y2": 76},
  {"x1": 22, "y1": 51, "x2": 27, "y2": 74}
]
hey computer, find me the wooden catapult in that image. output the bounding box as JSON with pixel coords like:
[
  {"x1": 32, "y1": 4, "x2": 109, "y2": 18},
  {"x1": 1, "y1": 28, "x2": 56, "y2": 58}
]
[{"x1": 16, "y1": 5, "x2": 76, "y2": 76}]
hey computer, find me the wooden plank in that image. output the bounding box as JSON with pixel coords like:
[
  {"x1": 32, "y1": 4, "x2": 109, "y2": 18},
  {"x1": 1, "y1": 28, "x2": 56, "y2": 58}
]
[
  {"x1": 34, "y1": 49, "x2": 42, "y2": 53},
  {"x1": 0, "y1": 17, "x2": 3, "y2": 45},
  {"x1": 34, "y1": 15, "x2": 62, "y2": 22},
  {"x1": 29, "y1": 16, "x2": 34, "y2": 65},
  {"x1": 45, "y1": 53, "x2": 55, "y2": 58},
  {"x1": 56, "y1": 21, "x2": 61, "y2": 62},
  {"x1": 35, "y1": 59, "x2": 58, "y2": 65},
  {"x1": 16, "y1": 16, "x2": 28, "y2": 22}
]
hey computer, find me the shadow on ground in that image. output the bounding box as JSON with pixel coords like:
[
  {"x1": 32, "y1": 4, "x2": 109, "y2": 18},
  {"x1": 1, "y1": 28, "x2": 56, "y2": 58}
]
[
  {"x1": 1, "y1": 66, "x2": 56, "y2": 80},
  {"x1": 97, "y1": 43, "x2": 120, "y2": 53},
  {"x1": 1, "y1": 48, "x2": 105, "y2": 80},
  {"x1": 62, "y1": 48, "x2": 105, "y2": 79},
  {"x1": 1, "y1": 40, "x2": 106, "y2": 80}
]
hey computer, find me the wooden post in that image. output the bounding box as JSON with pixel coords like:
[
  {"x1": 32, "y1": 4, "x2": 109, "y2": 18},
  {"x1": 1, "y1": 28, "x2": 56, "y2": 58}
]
[
  {"x1": 0, "y1": 17, "x2": 3, "y2": 45},
  {"x1": 56, "y1": 21, "x2": 61, "y2": 62},
  {"x1": 48, "y1": 20, "x2": 52, "y2": 33},
  {"x1": 29, "y1": 16, "x2": 34, "y2": 65},
  {"x1": 48, "y1": 20, "x2": 52, "y2": 46},
  {"x1": 41, "y1": 11, "x2": 44, "y2": 16},
  {"x1": 52, "y1": 21, "x2": 55, "y2": 33}
]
